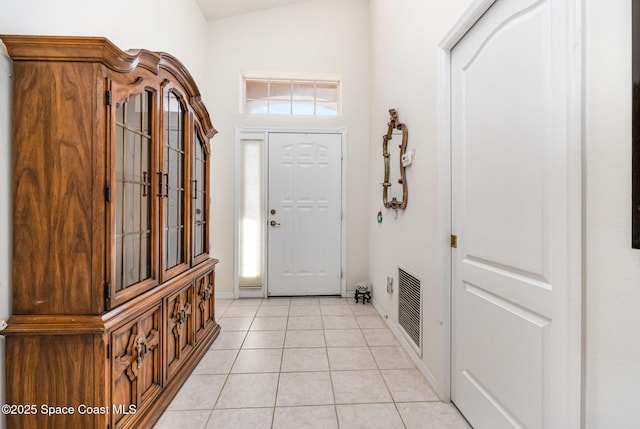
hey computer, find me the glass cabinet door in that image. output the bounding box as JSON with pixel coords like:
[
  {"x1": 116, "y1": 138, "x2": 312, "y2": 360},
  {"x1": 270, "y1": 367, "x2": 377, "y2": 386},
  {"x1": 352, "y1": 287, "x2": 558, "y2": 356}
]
[
  {"x1": 161, "y1": 89, "x2": 188, "y2": 279},
  {"x1": 192, "y1": 128, "x2": 209, "y2": 265},
  {"x1": 112, "y1": 90, "x2": 157, "y2": 306}
]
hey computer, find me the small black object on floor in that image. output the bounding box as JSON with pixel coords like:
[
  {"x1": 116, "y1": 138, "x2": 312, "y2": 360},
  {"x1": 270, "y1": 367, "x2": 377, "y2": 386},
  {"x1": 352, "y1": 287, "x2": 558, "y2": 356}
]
[{"x1": 354, "y1": 289, "x2": 371, "y2": 304}]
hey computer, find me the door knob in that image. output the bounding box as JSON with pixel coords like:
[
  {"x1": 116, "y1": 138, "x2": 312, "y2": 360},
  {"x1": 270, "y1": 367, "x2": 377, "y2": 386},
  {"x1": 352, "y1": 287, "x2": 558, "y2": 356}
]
[{"x1": 270, "y1": 220, "x2": 281, "y2": 227}]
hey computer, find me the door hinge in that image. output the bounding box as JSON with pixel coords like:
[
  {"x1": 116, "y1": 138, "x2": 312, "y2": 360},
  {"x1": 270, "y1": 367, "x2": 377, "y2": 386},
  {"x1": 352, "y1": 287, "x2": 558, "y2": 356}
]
[
  {"x1": 106, "y1": 343, "x2": 111, "y2": 359},
  {"x1": 104, "y1": 186, "x2": 111, "y2": 203},
  {"x1": 340, "y1": 211, "x2": 343, "y2": 221},
  {"x1": 451, "y1": 235, "x2": 458, "y2": 249},
  {"x1": 105, "y1": 90, "x2": 112, "y2": 106},
  {"x1": 340, "y1": 269, "x2": 343, "y2": 279},
  {"x1": 105, "y1": 281, "x2": 111, "y2": 299}
]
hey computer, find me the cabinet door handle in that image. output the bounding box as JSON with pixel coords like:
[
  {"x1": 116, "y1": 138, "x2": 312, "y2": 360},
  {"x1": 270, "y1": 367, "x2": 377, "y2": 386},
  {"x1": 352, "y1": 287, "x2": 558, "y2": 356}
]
[
  {"x1": 135, "y1": 337, "x2": 149, "y2": 369},
  {"x1": 157, "y1": 172, "x2": 164, "y2": 197},
  {"x1": 142, "y1": 171, "x2": 149, "y2": 197},
  {"x1": 157, "y1": 172, "x2": 169, "y2": 198}
]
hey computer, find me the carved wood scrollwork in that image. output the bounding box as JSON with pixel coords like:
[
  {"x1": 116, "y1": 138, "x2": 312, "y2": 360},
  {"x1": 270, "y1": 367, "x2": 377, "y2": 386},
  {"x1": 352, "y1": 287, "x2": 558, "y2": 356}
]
[
  {"x1": 114, "y1": 326, "x2": 160, "y2": 381},
  {"x1": 171, "y1": 295, "x2": 192, "y2": 359},
  {"x1": 115, "y1": 329, "x2": 137, "y2": 382},
  {"x1": 199, "y1": 281, "x2": 213, "y2": 315},
  {"x1": 176, "y1": 302, "x2": 192, "y2": 326},
  {"x1": 135, "y1": 329, "x2": 159, "y2": 371},
  {"x1": 116, "y1": 325, "x2": 160, "y2": 383}
]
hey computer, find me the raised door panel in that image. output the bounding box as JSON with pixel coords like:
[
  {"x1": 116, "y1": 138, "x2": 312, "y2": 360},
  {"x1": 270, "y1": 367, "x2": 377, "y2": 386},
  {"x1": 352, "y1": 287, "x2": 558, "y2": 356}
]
[
  {"x1": 194, "y1": 270, "x2": 215, "y2": 341},
  {"x1": 159, "y1": 86, "x2": 190, "y2": 282},
  {"x1": 165, "y1": 281, "x2": 195, "y2": 380},
  {"x1": 108, "y1": 82, "x2": 160, "y2": 308},
  {"x1": 11, "y1": 61, "x2": 103, "y2": 315},
  {"x1": 111, "y1": 304, "x2": 162, "y2": 429}
]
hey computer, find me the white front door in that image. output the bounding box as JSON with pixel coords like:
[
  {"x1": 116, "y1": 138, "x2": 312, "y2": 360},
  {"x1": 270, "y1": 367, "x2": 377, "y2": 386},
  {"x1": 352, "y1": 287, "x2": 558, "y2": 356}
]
[
  {"x1": 451, "y1": 0, "x2": 580, "y2": 428},
  {"x1": 267, "y1": 132, "x2": 342, "y2": 296}
]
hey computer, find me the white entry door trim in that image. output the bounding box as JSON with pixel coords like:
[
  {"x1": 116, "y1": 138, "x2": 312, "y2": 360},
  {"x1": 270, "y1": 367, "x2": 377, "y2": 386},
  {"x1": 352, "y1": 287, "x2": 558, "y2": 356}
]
[
  {"x1": 435, "y1": 0, "x2": 582, "y2": 426},
  {"x1": 234, "y1": 127, "x2": 348, "y2": 299}
]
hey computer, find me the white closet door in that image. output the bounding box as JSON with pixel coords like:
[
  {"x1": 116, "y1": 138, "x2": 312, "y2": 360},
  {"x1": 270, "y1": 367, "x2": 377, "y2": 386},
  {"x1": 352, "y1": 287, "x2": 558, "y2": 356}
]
[{"x1": 451, "y1": 0, "x2": 580, "y2": 427}]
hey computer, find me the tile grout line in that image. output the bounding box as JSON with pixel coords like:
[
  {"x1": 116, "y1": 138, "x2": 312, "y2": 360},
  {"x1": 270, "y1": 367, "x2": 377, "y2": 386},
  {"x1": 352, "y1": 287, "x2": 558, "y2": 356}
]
[
  {"x1": 208, "y1": 304, "x2": 252, "y2": 422},
  {"x1": 320, "y1": 308, "x2": 341, "y2": 429},
  {"x1": 161, "y1": 297, "x2": 440, "y2": 428},
  {"x1": 270, "y1": 298, "x2": 287, "y2": 428}
]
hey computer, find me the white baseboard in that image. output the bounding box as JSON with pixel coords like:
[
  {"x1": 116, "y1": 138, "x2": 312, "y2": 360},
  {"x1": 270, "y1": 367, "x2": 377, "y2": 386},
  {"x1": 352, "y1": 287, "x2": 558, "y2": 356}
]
[
  {"x1": 371, "y1": 298, "x2": 441, "y2": 399},
  {"x1": 215, "y1": 291, "x2": 235, "y2": 300},
  {"x1": 239, "y1": 288, "x2": 264, "y2": 298}
]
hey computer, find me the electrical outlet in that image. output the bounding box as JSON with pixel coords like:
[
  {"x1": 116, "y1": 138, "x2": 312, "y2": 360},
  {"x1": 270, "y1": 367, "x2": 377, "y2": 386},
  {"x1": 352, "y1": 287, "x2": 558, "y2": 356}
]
[{"x1": 386, "y1": 276, "x2": 393, "y2": 294}]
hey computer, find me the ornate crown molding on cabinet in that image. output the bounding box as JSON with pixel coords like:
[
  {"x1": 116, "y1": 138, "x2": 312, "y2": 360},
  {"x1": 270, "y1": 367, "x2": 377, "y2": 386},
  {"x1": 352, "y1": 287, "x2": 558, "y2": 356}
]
[{"x1": 1, "y1": 35, "x2": 220, "y2": 429}]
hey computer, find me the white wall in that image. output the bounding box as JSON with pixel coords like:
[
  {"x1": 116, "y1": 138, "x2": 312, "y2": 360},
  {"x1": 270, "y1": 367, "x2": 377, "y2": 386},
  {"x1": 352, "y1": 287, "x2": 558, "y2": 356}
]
[
  {"x1": 0, "y1": 0, "x2": 208, "y2": 86},
  {"x1": 0, "y1": 3, "x2": 208, "y2": 428},
  {"x1": 367, "y1": 0, "x2": 472, "y2": 393},
  {"x1": 367, "y1": 0, "x2": 640, "y2": 425},
  {"x1": 584, "y1": 0, "x2": 640, "y2": 426},
  {"x1": 204, "y1": 0, "x2": 371, "y2": 297}
]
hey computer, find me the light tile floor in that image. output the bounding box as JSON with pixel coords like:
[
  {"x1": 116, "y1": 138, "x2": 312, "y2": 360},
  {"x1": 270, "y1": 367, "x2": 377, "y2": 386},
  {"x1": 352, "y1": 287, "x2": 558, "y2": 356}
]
[{"x1": 153, "y1": 297, "x2": 471, "y2": 429}]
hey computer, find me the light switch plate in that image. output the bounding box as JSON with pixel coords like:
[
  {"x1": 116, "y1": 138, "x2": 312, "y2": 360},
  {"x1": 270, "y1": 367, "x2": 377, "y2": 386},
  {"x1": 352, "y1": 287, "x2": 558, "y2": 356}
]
[{"x1": 401, "y1": 148, "x2": 415, "y2": 167}]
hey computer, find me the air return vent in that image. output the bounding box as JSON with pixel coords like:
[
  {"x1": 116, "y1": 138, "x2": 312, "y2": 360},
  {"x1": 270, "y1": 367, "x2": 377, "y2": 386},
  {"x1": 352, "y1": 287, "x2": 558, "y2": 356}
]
[{"x1": 398, "y1": 266, "x2": 422, "y2": 356}]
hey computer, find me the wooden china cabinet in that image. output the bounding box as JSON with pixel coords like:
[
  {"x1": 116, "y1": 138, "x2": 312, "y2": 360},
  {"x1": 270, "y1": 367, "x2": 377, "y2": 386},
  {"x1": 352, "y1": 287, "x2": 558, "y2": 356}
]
[{"x1": 2, "y1": 35, "x2": 220, "y2": 429}]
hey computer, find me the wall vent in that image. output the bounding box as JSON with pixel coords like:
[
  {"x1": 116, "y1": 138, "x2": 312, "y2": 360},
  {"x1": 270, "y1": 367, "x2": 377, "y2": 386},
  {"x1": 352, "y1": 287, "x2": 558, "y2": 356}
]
[{"x1": 398, "y1": 266, "x2": 422, "y2": 356}]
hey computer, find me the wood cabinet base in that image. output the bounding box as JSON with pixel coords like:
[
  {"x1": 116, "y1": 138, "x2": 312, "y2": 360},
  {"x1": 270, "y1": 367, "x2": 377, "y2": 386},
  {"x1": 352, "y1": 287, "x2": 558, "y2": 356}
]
[{"x1": 5, "y1": 260, "x2": 219, "y2": 429}]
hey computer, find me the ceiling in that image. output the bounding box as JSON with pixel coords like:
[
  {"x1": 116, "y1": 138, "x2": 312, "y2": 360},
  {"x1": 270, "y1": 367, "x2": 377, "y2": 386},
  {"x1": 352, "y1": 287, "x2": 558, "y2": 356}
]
[{"x1": 195, "y1": 0, "x2": 313, "y2": 20}]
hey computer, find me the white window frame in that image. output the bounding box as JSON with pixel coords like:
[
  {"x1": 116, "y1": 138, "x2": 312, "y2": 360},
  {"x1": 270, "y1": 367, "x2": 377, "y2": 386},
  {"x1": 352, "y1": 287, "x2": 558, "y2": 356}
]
[{"x1": 241, "y1": 71, "x2": 342, "y2": 116}]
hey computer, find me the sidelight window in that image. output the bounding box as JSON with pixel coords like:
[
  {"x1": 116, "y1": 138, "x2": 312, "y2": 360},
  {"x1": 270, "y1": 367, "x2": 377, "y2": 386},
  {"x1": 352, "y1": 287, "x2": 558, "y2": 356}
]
[{"x1": 238, "y1": 138, "x2": 264, "y2": 287}]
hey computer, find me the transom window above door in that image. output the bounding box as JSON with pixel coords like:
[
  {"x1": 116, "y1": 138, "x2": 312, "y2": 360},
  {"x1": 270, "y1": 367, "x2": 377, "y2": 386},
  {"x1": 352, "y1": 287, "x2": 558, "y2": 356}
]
[{"x1": 243, "y1": 72, "x2": 341, "y2": 116}]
